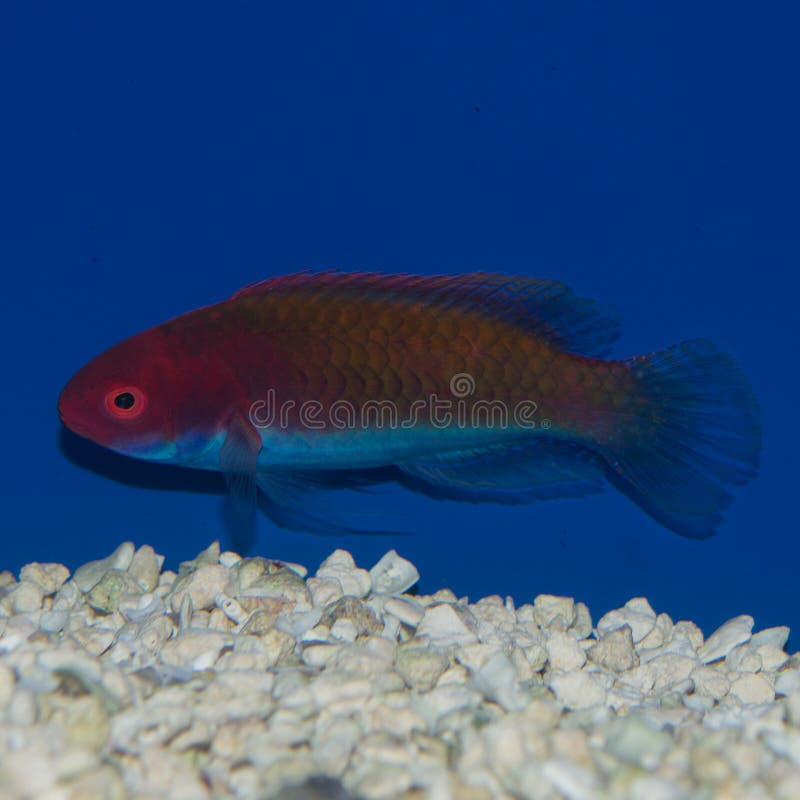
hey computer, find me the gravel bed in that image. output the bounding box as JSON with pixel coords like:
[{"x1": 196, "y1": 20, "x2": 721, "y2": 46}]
[{"x1": 1, "y1": 541, "x2": 799, "y2": 799}]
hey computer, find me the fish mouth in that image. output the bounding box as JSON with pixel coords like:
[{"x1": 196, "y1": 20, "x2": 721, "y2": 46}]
[
  {"x1": 58, "y1": 379, "x2": 106, "y2": 443},
  {"x1": 57, "y1": 389, "x2": 91, "y2": 439}
]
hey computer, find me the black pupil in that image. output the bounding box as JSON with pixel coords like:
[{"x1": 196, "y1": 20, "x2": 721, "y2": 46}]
[{"x1": 114, "y1": 392, "x2": 136, "y2": 410}]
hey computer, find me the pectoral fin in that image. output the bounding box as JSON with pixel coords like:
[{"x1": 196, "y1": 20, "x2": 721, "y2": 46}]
[{"x1": 219, "y1": 415, "x2": 263, "y2": 552}]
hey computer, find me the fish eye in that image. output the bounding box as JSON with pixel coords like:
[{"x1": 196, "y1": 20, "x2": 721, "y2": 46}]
[
  {"x1": 104, "y1": 386, "x2": 147, "y2": 419},
  {"x1": 114, "y1": 392, "x2": 135, "y2": 410}
]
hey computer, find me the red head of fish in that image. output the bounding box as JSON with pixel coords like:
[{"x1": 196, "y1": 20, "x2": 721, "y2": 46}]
[{"x1": 58, "y1": 317, "x2": 240, "y2": 464}]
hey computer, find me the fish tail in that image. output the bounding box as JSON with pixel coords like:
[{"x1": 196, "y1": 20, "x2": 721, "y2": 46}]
[{"x1": 601, "y1": 339, "x2": 760, "y2": 538}]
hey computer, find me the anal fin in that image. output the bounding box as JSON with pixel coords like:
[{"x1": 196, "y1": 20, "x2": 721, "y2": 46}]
[
  {"x1": 256, "y1": 470, "x2": 406, "y2": 537},
  {"x1": 396, "y1": 438, "x2": 605, "y2": 504}
]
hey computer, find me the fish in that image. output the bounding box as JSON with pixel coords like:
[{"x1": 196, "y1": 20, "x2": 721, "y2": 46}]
[{"x1": 58, "y1": 271, "x2": 760, "y2": 541}]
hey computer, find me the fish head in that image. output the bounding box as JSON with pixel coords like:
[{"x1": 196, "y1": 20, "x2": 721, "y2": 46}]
[{"x1": 58, "y1": 329, "x2": 183, "y2": 462}]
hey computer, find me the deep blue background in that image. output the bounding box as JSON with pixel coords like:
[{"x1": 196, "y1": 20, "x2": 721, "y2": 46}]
[{"x1": 2, "y1": 4, "x2": 797, "y2": 646}]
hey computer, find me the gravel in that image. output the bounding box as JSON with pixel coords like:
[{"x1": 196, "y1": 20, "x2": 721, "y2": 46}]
[{"x1": 1, "y1": 541, "x2": 799, "y2": 799}]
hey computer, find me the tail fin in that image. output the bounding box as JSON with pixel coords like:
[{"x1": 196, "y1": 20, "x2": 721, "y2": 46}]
[{"x1": 603, "y1": 339, "x2": 760, "y2": 538}]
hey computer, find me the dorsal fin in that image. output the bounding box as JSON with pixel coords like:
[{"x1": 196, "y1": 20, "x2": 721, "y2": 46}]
[{"x1": 232, "y1": 271, "x2": 621, "y2": 357}]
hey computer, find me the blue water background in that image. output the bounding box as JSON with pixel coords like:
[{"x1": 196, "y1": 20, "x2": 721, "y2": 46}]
[{"x1": 3, "y1": 4, "x2": 798, "y2": 646}]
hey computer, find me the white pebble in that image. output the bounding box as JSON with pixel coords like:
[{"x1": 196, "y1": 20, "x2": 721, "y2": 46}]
[
  {"x1": 7, "y1": 687, "x2": 37, "y2": 726},
  {"x1": 303, "y1": 643, "x2": 340, "y2": 668},
  {"x1": 169, "y1": 565, "x2": 231, "y2": 612},
  {"x1": 306, "y1": 576, "x2": 344, "y2": 606},
  {"x1": 417, "y1": 604, "x2": 477, "y2": 647},
  {"x1": 274, "y1": 607, "x2": 323, "y2": 640},
  {"x1": 0, "y1": 615, "x2": 37, "y2": 653},
  {"x1": 750, "y1": 626, "x2": 790, "y2": 650},
  {"x1": 683, "y1": 693, "x2": 714, "y2": 713},
  {"x1": 160, "y1": 631, "x2": 229, "y2": 670},
  {"x1": 756, "y1": 644, "x2": 789, "y2": 672},
  {"x1": 19, "y1": 562, "x2": 70, "y2": 595},
  {"x1": 396, "y1": 645, "x2": 448, "y2": 691},
  {"x1": 775, "y1": 670, "x2": 800, "y2": 696},
  {"x1": 215, "y1": 593, "x2": 248, "y2": 625},
  {"x1": 218, "y1": 550, "x2": 241, "y2": 568},
  {"x1": 317, "y1": 550, "x2": 371, "y2": 598},
  {"x1": 729, "y1": 673, "x2": 775, "y2": 705},
  {"x1": 533, "y1": 594, "x2": 575, "y2": 629},
  {"x1": 597, "y1": 598, "x2": 656, "y2": 643},
  {"x1": 120, "y1": 592, "x2": 165, "y2": 623},
  {"x1": 691, "y1": 665, "x2": 731, "y2": 700},
  {"x1": 456, "y1": 642, "x2": 502, "y2": 674},
  {"x1": 278, "y1": 560, "x2": 308, "y2": 578},
  {"x1": 637, "y1": 612, "x2": 673, "y2": 651},
  {"x1": 548, "y1": 670, "x2": 606, "y2": 710},
  {"x1": 383, "y1": 596, "x2": 424, "y2": 628},
  {"x1": 0, "y1": 662, "x2": 15, "y2": 707},
  {"x1": 128, "y1": 544, "x2": 161, "y2": 592},
  {"x1": 329, "y1": 618, "x2": 358, "y2": 643},
  {"x1": 369, "y1": 550, "x2": 420, "y2": 595},
  {"x1": 764, "y1": 730, "x2": 800, "y2": 768},
  {"x1": 623, "y1": 653, "x2": 697, "y2": 696},
  {"x1": 472, "y1": 651, "x2": 527, "y2": 712},
  {"x1": 381, "y1": 615, "x2": 401, "y2": 642},
  {"x1": 314, "y1": 549, "x2": 354, "y2": 574},
  {"x1": 541, "y1": 759, "x2": 598, "y2": 800},
  {"x1": 588, "y1": 626, "x2": 637, "y2": 672},
  {"x1": 726, "y1": 644, "x2": 761, "y2": 673},
  {"x1": 40, "y1": 609, "x2": 69, "y2": 633},
  {"x1": 413, "y1": 684, "x2": 482, "y2": 723},
  {"x1": 638, "y1": 632, "x2": 696, "y2": 664},
  {"x1": 335, "y1": 637, "x2": 396, "y2": 677},
  {"x1": 698, "y1": 615, "x2": 754, "y2": 663},
  {"x1": 572, "y1": 602, "x2": 593, "y2": 639},
  {"x1": 10, "y1": 581, "x2": 44, "y2": 613},
  {"x1": 301, "y1": 623, "x2": 331, "y2": 642},
  {"x1": 605, "y1": 713, "x2": 673, "y2": 768},
  {"x1": 351, "y1": 761, "x2": 413, "y2": 800},
  {"x1": 546, "y1": 630, "x2": 587, "y2": 671},
  {"x1": 73, "y1": 542, "x2": 135, "y2": 593}
]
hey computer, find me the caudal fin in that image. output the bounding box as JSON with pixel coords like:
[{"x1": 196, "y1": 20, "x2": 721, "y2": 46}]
[{"x1": 603, "y1": 339, "x2": 760, "y2": 538}]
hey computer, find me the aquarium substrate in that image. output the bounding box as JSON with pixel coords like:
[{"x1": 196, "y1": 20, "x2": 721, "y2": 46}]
[{"x1": 0, "y1": 541, "x2": 799, "y2": 799}]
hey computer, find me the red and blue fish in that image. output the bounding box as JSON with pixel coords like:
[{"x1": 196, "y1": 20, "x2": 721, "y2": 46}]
[{"x1": 58, "y1": 272, "x2": 760, "y2": 540}]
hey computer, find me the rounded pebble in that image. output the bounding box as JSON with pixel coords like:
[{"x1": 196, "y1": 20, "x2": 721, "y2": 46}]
[
  {"x1": 73, "y1": 542, "x2": 135, "y2": 593},
  {"x1": 10, "y1": 580, "x2": 44, "y2": 613}
]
